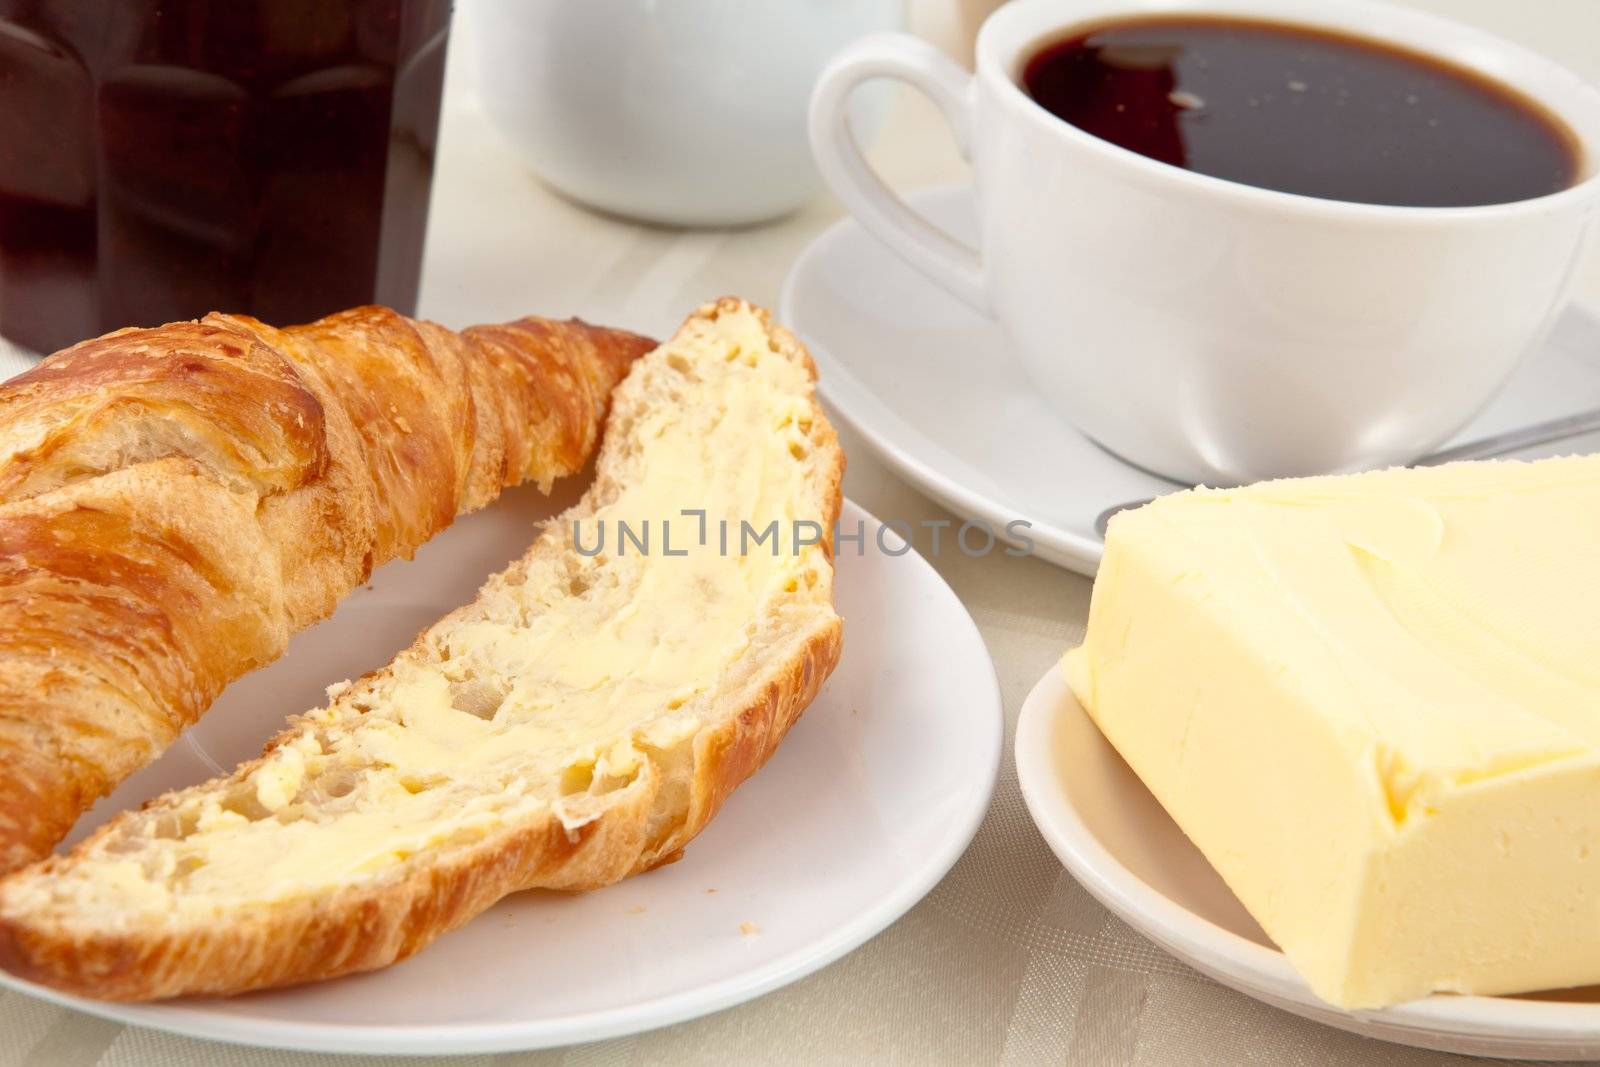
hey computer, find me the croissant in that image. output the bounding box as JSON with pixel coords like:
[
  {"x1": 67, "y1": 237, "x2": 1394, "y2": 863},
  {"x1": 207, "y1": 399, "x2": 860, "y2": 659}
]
[
  {"x1": 0, "y1": 306, "x2": 653, "y2": 874},
  {"x1": 0, "y1": 298, "x2": 845, "y2": 1001}
]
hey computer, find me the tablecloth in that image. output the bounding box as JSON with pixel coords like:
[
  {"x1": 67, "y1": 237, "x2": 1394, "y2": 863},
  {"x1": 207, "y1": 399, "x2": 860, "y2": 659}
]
[{"x1": 3, "y1": 1, "x2": 1599, "y2": 1062}]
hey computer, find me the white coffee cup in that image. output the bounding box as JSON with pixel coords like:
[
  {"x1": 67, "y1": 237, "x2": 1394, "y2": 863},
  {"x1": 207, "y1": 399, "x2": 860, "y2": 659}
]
[{"x1": 810, "y1": 0, "x2": 1600, "y2": 484}]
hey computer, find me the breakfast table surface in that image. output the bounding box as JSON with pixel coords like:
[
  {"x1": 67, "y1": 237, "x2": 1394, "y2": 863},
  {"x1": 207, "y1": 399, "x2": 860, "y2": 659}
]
[{"x1": 4, "y1": 1, "x2": 1600, "y2": 1064}]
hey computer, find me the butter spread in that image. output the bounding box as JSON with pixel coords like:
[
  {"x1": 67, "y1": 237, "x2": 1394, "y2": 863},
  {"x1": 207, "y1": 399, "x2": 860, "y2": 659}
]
[
  {"x1": 1066, "y1": 455, "x2": 1600, "y2": 1008},
  {"x1": 30, "y1": 306, "x2": 830, "y2": 914}
]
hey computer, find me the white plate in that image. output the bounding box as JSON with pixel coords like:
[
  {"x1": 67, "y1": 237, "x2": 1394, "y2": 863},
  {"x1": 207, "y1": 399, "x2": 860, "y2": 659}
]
[
  {"x1": 0, "y1": 493, "x2": 1002, "y2": 1056},
  {"x1": 1015, "y1": 665, "x2": 1600, "y2": 1061},
  {"x1": 781, "y1": 185, "x2": 1600, "y2": 577}
]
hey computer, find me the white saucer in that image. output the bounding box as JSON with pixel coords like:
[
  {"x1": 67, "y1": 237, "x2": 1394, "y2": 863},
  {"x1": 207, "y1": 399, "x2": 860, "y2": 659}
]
[
  {"x1": 0, "y1": 493, "x2": 1002, "y2": 1056},
  {"x1": 781, "y1": 184, "x2": 1600, "y2": 577},
  {"x1": 1015, "y1": 666, "x2": 1600, "y2": 1061}
]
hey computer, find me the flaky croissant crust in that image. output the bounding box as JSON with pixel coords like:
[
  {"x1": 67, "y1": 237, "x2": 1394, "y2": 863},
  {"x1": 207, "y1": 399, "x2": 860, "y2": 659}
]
[{"x1": 0, "y1": 306, "x2": 652, "y2": 872}]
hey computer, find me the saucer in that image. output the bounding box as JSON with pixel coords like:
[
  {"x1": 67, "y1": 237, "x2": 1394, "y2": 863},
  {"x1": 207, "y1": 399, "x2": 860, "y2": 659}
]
[
  {"x1": 1014, "y1": 665, "x2": 1600, "y2": 1061},
  {"x1": 780, "y1": 184, "x2": 1600, "y2": 576}
]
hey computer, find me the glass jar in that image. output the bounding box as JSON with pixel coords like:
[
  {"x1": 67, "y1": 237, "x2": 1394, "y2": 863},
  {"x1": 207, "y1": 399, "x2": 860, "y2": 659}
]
[{"x1": 0, "y1": 0, "x2": 451, "y2": 355}]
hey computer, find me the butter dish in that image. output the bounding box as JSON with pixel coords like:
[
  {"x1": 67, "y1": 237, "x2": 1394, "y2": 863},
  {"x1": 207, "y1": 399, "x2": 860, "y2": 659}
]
[
  {"x1": 1065, "y1": 455, "x2": 1600, "y2": 1009},
  {"x1": 1016, "y1": 665, "x2": 1600, "y2": 1061}
]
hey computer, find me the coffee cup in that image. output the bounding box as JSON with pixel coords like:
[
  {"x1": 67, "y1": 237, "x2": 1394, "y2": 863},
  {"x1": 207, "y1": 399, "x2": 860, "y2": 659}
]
[{"x1": 809, "y1": 0, "x2": 1600, "y2": 484}]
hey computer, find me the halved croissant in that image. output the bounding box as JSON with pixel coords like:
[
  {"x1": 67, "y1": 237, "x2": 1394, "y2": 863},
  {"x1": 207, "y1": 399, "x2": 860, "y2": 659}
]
[
  {"x1": 0, "y1": 298, "x2": 844, "y2": 1002},
  {"x1": 0, "y1": 306, "x2": 652, "y2": 873}
]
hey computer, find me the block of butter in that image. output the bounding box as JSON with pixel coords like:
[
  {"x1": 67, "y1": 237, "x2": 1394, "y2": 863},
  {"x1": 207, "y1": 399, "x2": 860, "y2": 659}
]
[{"x1": 1065, "y1": 455, "x2": 1600, "y2": 1009}]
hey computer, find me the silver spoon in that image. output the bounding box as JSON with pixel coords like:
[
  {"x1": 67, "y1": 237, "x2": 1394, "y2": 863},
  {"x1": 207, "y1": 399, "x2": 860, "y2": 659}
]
[{"x1": 1093, "y1": 407, "x2": 1600, "y2": 539}]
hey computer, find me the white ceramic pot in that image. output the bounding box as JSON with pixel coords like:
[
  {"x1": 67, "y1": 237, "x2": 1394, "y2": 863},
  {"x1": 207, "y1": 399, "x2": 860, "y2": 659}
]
[{"x1": 470, "y1": 0, "x2": 904, "y2": 227}]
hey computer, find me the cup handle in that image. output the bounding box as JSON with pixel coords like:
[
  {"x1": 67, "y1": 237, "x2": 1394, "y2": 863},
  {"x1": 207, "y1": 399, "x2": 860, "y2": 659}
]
[{"x1": 809, "y1": 35, "x2": 989, "y2": 315}]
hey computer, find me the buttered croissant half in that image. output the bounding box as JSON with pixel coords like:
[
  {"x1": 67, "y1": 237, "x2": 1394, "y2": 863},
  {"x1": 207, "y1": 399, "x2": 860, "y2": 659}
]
[
  {"x1": 0, "y1": 298, "x2": 845, "y2": 1001},
  {"x1": 0, "y1": 306, "x2": 652, "y2": 873}
]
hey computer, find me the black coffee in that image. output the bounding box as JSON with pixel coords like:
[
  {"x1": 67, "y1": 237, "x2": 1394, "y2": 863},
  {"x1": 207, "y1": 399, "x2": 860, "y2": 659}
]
[{"x1": 1022, "y1": 16, "x2": 1580, "y2": 207}]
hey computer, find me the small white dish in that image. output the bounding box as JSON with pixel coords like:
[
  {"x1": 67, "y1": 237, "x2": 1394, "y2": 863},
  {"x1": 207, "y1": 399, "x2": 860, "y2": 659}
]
[
  {"x1": 780, "y1": 185, "x2": 1600, "y2": 576},
  {"x1": 0, "y1": 494, "x2": 1002, "y2": 1056},
  {"x1": 1015, "y1": 664, "x2": 1600, "y2": 1061},
  {"x1": 465, "y1": 0, "x2": 901, "y2": 226}
]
